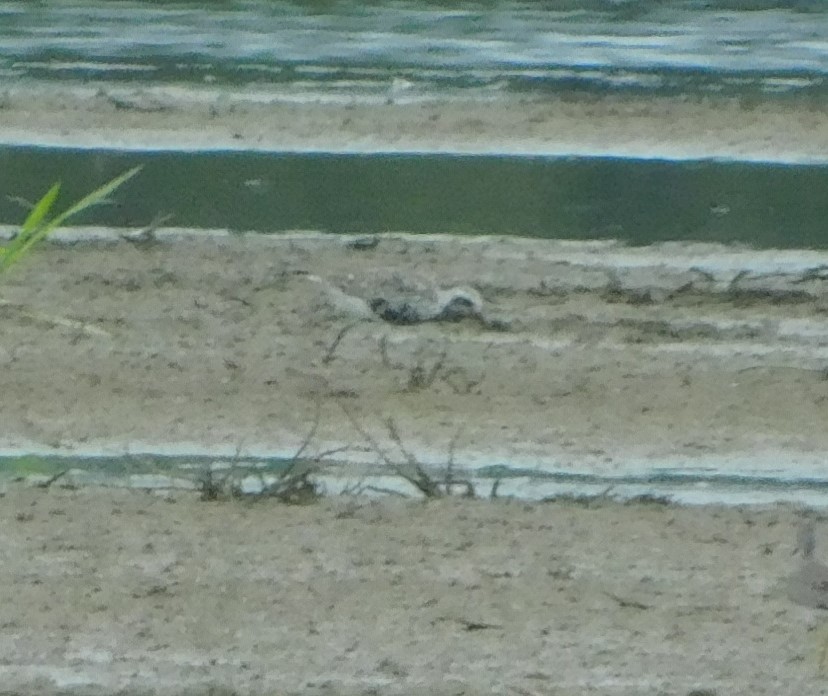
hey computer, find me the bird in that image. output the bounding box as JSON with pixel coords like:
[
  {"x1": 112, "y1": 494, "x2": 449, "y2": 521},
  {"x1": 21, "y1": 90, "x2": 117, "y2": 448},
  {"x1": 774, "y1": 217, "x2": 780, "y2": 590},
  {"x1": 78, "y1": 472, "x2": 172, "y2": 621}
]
[{"x1": 788, "y1": 520, "x2": 828, "y2": 670}]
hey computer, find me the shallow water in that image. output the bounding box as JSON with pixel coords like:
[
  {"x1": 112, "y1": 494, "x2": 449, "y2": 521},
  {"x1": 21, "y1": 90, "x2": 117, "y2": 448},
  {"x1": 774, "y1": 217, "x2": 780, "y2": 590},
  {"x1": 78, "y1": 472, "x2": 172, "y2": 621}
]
[
  {"x1": 4, "y1": 453, "x2": 828, "y2": 506},
  {"x1": 4, "y1": 2, "x2": 828, "y2": 247},
  {"x1": 3, "y1": 0, "x2": 828, "y2": 102},
  {"x1": 3, "y1": 146, "x2": 828, "y2": 248}
]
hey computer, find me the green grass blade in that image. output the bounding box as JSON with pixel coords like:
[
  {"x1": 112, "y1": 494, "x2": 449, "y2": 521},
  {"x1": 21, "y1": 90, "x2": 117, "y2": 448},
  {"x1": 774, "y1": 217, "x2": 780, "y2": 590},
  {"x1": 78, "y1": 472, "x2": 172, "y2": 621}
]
[
  {"x1": 2, "y1": 166, "x2": 142, "y2": 271},
  {"x1": 49, "y1": 165, "x2": 142, "y2": 229},
  {"x1": 20, "y1": 182, "x2": 61, "y2": 240},
  {"x1": 1, "y1": 182, "x2": 63, "y2": 267}
]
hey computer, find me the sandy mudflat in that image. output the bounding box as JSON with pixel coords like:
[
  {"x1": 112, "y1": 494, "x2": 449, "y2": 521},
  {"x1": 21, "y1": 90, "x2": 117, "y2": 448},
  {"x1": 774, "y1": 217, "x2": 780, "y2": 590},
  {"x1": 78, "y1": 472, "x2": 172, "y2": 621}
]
[
  {"x1": 2, "y1": 231, "x2": 828, "y2": 692},
  {"x1": 3, "y1": 86, "x2": 828, "y2": 694},
  {"x1": 1, "y1": 488, "x2": 828, "y2": 695},
  {"x1": 2, "y1": 231, "x2": 828, "y2": 480},
  {"x1": 3, "y1": 84, "x2": 828, "y2": 162}
]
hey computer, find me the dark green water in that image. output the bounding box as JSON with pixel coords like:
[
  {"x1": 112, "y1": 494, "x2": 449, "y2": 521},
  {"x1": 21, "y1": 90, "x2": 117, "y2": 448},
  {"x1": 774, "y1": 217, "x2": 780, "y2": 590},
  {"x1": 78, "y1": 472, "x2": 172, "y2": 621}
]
[{"x1": 2, "y1": 146, "x2": 828, "y2": 248}]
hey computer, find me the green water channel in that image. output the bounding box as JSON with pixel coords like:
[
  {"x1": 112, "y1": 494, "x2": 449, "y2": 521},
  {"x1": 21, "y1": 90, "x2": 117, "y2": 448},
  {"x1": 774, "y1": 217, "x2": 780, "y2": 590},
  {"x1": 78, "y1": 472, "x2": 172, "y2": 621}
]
[
  {"x1": 0, "y1": 454, "x2": 292, "y2": 476},
  {"x1": 4, "y1": 454, "x2": 828, "y2": 508},
  {"x1": 0, "y1": 454, "x2": 298, "y2": 488},
  {"x1": 2, "y1": 146, "x2": 828, "y2": 248}
]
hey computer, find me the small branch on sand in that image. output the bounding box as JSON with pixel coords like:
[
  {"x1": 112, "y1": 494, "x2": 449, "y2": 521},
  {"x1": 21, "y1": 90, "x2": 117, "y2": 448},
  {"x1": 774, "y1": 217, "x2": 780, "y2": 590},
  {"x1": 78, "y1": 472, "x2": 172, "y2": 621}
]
[{"x1": 339, "y1": 403, "x2": 476, "y2": 499}]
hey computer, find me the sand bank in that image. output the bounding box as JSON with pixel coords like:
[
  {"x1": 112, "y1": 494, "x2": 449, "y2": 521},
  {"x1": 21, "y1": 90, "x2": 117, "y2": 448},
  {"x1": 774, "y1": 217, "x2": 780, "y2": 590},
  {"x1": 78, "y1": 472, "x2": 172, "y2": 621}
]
[
  {"x1": 1, "y1": 230, "x2": 827, "y2": 497},
  {"x1": 2, "y1": 84, "x2": 828, "y2": 162}
]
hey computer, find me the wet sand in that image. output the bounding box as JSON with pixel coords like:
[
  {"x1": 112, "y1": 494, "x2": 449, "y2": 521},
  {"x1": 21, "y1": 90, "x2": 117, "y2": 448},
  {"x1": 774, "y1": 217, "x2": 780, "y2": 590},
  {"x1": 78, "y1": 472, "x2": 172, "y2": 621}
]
[
  {"x1": 2, "y1": 84, "x2": 828, "y2": 162},
  {"x1": 2, "y1": 231, "x2": 828, "y2": 483},
  {"x1": 0, "y1": 488, "x2": 826, "y2": 695}
]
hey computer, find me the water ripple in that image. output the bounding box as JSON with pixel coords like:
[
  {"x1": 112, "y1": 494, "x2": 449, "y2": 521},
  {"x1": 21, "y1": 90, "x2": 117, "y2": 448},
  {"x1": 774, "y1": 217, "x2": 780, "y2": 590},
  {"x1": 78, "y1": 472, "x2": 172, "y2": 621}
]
[{"x1": 3, "y1": 1, "x2": 828, "y2": 99}]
